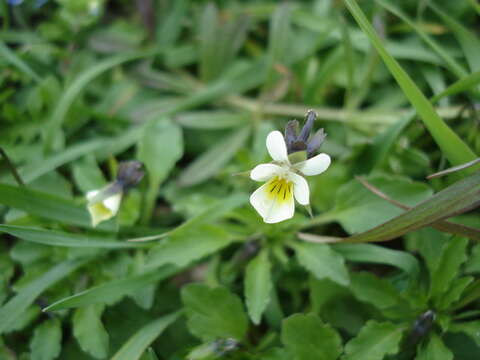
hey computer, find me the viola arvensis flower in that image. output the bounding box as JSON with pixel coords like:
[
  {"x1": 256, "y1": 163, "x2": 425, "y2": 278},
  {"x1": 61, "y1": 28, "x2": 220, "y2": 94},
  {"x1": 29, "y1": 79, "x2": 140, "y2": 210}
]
[
  {"x1": 86, "y1": 160, "x2": 144, "y2": 227},
  {"x1": 249, "y1": 110, "x2": 331, "y2": 223}
]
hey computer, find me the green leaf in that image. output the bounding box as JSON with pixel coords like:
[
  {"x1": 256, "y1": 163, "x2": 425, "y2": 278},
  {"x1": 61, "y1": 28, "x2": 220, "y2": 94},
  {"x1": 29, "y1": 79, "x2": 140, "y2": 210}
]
[
  {"x1": 30, "y1": 319, "x2": 62, "y2": 360},
  {"x1": 344, "y1": 0, "x2": 478, "y2": 168},
  {"x1": 73, "y1": 304, "x2": 109, "y2": 359},
  {"x1": 415, "y1": 333, "x2": 453, "y2": 360},
  {"x1": 0, "y1": 258, "x2": 89, "y2": 334},
  {"x1": 177, "y1": 126, "x2": 250, "y2": 187},
  {"x1": 449, "y1": 321, "x2": 480, "y2": 347},
  {"x1": 431, "y1": 71, "x2": 480, "y2": 103},
  {"x1": 16, "y1": 139, "x2": 108, "y2": 184},
  {"x1": 333, "y1": 243, "x2": 419, "y2": 276},
  {"x1": 353, "y1": 113, "x2": 414, "y2": 174},
  {"x1": 0, "y1": 41, "x2": 41, "y2": 83},
  {"x1": 342, "y1": 321, "x2": 405, "y2": 360},
  {"x1": 430, "y1": 237, "x2": 469, "y2": 300},
  {"x1": 44, "y1": 265, "x2": 178, "y2": 311},
  {"x1": 437, "y1": 276, "x2": 474, "y2": 310},
  {"x1": 111, "y1": 312, "x2": 180, "y2": 360},
  {"x1": 46, "y1": 50, "x2": 156, "y2": 147},
  {"x1": 146, "y1": 225, "x2": 234, "y2": 269},
  {"x1": 350, "y1": 272, "x2": 408, "y2": 312},
  {"x1": 430, "y1": 3, "x2": 480, "y2": 74},
  {"x1": 281, "y1": 314, "x2": 342, "y2": 360},
  {"x1": 181, "y1": 284, "x2": 248, "y2": 341},
  {"x1": 245, "y1": 250, "x2": 272, "y2": 325},
  {"x1": 331, "y1": 175, "x2": 433, "y2": 234},
  {"x1": 0, "y1": 225, "x2": 145, "y2": 248},
  {"x1": 137, "y1": 118, "x2": 184, "y2": 222},
  {"x1": 137, "y1": 119, "x2": 183, "y2": 185},
  {"x1": 0, "y1": 183, "x2": 113, "y2": 230},
  {"x1": 293, "y1": 242, "x2": 350, "y2": 286}
]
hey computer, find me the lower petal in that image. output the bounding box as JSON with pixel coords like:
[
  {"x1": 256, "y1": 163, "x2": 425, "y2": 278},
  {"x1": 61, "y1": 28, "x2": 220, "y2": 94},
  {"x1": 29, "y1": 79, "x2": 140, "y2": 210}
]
[
  {"x1": 250, "y1": 178, "x2": 295, "y2": 223},
  {"x1": 290, "y1": 173, "x2": 310, "y2": 206}
]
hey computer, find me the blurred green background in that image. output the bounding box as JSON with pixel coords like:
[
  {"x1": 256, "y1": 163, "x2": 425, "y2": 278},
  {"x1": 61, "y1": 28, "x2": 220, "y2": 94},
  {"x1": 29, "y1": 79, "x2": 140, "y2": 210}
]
[{"x1": 1, "y1": 0, "x2": 480, "y2": 359}]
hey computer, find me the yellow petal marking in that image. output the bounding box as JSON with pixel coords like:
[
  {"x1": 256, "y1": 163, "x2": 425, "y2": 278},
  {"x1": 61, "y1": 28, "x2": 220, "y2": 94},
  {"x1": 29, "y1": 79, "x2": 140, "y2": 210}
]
[{"x1": 265, "y1": 176, "x2": 293, "y2": 204}]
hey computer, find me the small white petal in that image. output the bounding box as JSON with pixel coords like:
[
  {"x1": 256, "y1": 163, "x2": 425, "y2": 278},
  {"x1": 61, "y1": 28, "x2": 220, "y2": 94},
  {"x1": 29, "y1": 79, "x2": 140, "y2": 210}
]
[
  {"x1": 294, "y1": 153, "x2": 331, "y2": 176},
  {"x1": 289, "y1": 173, "x2": 310, "y2": 205},
  {"x1": 250, "y1": 164, "x2": 283, "y2": 182},
  {"x1": 86, "y1": 189, "x2": 122, "y2": 227},
  {"x1": 250, "y1": 180, "x2": 294, "y2": 223},
  {"x1": 266, "y1": 131, "x2": 289, "y2": 163}
]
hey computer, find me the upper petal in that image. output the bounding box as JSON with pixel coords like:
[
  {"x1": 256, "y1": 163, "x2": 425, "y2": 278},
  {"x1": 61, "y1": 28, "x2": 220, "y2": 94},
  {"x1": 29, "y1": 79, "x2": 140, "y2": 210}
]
[
  {"x1": 294, "y1": 153, "x2": 331, "y2": 176},
  {"x1": 250, "y1": 180, "x2": 294, "y2": 223},
  {"x1": 250, "y1": 163, "x2": 283, "y2": 182},
  {"x1": 266, "y1": 130, "x2": 289, "y2": 163},
  {"x1": 289, "y1": 173, "x2": 310, "y2": 206}
]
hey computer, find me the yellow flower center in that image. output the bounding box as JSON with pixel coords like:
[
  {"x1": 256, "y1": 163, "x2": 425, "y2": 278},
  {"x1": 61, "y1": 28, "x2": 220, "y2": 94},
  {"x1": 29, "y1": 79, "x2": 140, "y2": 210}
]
[{"x1": 265, "y1": 177, "x2": 293, "y2": 204}]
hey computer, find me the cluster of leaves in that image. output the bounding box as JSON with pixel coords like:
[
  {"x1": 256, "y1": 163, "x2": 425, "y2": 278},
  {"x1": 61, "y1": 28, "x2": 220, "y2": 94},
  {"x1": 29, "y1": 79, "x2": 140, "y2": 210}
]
[{"x1": 0, "y1": 0, "x2": 479, "y2": 359}]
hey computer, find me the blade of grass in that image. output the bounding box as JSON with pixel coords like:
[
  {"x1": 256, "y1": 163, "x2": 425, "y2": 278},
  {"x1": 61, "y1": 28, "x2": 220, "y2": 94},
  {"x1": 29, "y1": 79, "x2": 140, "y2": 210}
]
[
  {"x1": 344, "y1": 0, "x2": 478, "y2": 168},
  {"x1": 44, "y1": 265, "x2": 178, "y2": 311},
  {"x1": 431, "y1": 71, "x2": 480, "y2": 103},
  {"x1": 0, "y1": 225, "x2": 147, "y2": 248},
  {"x1": 0, "y1": 41, "x2": 41, "y2": 83},
  {"x1": 376, "y1": 0, "x2": 467, "y2": 78},
  {"x1": 45, "y1": 49, "x2": 156, "y2": 148},
  {"x1": 16, "y1": 139, "x2": 108, "y2": 183},
  {"x1": 299, "y1": 169, "x2": 480, "y2": 244},
  {"x1": 0, "y1": 258, "x2": 90, "y2": 334},
  {"x1": 111, "y1": 312, "x2": 181, "y2": 360},
  {"x1": 355, "y1": 176, "x2": 480, "y2": 241},
  {"x1": 429, "y1": 2, "x2": 480, "y2": 74}
]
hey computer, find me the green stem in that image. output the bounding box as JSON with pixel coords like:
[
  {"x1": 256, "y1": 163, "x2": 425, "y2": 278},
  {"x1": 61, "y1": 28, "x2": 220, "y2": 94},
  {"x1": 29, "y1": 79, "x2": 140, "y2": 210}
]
[
  {"x1": 0, "y1": 147, "x2": 24, "y2": 186},
  {"x1": 141, "y1": 177, "x2": 160, "y2": 225}
]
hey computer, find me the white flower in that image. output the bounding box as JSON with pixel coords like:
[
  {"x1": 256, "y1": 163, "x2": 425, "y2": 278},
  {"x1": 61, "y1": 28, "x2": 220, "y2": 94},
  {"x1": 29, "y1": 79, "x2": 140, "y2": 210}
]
[
  {"x1": 249, "y1": 130, "x2": 331, "y2": 223},
  {"x1": 86, "y1": 188, "x2": 122, "y2": 227}
]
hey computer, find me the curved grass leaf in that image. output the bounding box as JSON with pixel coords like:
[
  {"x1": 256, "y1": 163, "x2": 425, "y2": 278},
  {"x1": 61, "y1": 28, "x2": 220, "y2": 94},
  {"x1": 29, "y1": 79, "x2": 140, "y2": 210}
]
[
  {"x1": 429, "y1": 2, "x2": 480, "y2": 74},
  {"x1": 299, "y1": 170, "x2": 480, "y2": 244},
  {"x1": 344, "y1": 0, "x2": 478, "y2": 168},
  {"x1": 177, "y1": 126, "x2": 250, "y2": 187},
  {"x1": 46, "y1": 50, "x2": 156, "y2": 147},
  {"x1": 376, "y1": 0, "x2": 467, "y2": 78},
  {"x1": 111, "y1": 312, "x2": 181, "y2": 360},
  {"x1": 0, "y1": 258, "x2": 89, "y2": 334},
  {"x1": 44, "y1": 265, "x2": 178, "y2": 311},
  {"x1": 431, "y1": 71, "x2": 480, "y2": 103},
  {"x1": 0, "y1": 41, "x2": 41, "y2": 83},
  {"x1": 0, "y1": 225, "x2": 145, "y2": 249},
  {"x1": 17, "y1": 139, "x2": 108, "y2": 183}
]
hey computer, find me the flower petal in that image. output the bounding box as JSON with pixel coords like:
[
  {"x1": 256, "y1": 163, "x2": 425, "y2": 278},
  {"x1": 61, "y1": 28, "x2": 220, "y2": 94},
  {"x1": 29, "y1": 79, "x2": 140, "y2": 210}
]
[
  {"x1": 289, "y1": 173, "x2": 310, "y2": 205},
  {"x1": 250, "y1": 164, "x2": 283, "y2": 182},
  {"x1": 266, "y1": 130, "x2": 289, "y2": 163},
  {"x1": 294, "y1": 153, "x2": 331, "y2": 176},
  {"x1": 86, "y1": 190, "x2": 122, "y2": 227},
  {"x1": 250, "y1": 179, "x2": 294, "y2": 223}
]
